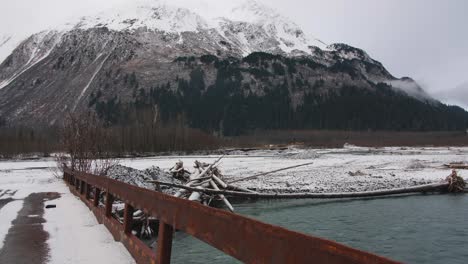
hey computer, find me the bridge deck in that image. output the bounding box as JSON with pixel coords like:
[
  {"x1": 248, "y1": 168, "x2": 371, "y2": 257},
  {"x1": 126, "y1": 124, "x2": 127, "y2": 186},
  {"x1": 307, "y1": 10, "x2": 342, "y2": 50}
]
[{"x1": 0, "y1": 161, "x2": 135, "y2": 264}]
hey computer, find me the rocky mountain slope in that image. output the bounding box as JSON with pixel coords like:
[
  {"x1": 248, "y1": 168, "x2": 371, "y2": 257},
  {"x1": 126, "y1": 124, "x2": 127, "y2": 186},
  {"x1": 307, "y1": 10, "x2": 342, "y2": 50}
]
[{"x1": 0, "y1": 0, "x2": 466, "y2": 133}]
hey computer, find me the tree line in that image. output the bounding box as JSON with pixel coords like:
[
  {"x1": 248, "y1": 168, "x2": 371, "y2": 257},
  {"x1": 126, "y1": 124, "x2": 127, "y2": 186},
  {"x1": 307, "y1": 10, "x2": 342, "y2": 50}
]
[
  {"x1": 1, "y1": 52, "x2": 468, "y2": 156},
  {"x1": 89, "y1": 53, "x2": 468, "y2": 136}
]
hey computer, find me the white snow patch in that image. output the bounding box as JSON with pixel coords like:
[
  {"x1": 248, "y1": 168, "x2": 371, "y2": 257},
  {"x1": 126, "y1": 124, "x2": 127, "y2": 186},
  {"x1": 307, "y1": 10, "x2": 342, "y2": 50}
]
[
  {"x1": 73, "y1": 51, "x2": 112, "y2": 110},
  {"x1": 43, "y1": 190, "x2": 134, "y2": 264}
]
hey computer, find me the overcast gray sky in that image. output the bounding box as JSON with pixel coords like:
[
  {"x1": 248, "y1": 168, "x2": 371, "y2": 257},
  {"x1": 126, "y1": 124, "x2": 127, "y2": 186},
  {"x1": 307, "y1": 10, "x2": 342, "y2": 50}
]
[{"x1": 1, "y1": 0, "x2": 467, "y2": 106}]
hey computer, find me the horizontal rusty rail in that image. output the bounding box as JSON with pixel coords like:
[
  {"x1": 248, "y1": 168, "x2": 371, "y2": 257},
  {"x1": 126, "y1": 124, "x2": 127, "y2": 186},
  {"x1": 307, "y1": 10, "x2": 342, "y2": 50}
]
[{"x1": 63, "y1": 168, "x2": 400, "y2": 264}]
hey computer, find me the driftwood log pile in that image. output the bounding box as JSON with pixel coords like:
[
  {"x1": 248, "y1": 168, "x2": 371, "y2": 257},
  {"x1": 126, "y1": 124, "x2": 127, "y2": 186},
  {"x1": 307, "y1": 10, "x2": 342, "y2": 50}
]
[
  {"x1": 169, "y1": 160, "x2": 191, "y2": 181},
  {"x1": 151, "y1": 159, "x2": 318, "y2": 212},
  {"x1": 446, "y1": 170, "x2": 466, "y2": 192},
  {"x1": 150, "y1": 156, "x2": 240, "y2": 212},
  {"x1": 150, "y1": 158, "x2": 467, "y2": 212}
]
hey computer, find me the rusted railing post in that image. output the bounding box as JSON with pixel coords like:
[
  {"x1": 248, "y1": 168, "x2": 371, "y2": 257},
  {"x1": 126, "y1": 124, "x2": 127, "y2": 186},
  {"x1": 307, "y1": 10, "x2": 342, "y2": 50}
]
[
  {"x1": 156, "y1": 222, "x2": 173, "y2": 264},
  {"x1": 123, "y1": 203, "x2": 134, "y2": 234},
  {"x1": 85, "y1": 183, "x2": 91, "y2": 200},
  {"x1": 80, "y1": 181, "x2": 85, "y2": 195},
  {"x1": 75, "y1": 179, "x2": 80, "y2": 190},
  {"x1": 94, "y1": 188, "x2": 101, "y2": 207},
  {"x1": 105, "y1": 192, "x2": 114, "y2": 218}
]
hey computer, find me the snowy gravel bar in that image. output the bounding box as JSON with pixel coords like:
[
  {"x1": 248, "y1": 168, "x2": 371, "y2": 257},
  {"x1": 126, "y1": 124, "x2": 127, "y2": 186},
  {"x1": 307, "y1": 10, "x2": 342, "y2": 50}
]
[{"x1": 120, "y1": 145, "x2": 468, "y2": 193}]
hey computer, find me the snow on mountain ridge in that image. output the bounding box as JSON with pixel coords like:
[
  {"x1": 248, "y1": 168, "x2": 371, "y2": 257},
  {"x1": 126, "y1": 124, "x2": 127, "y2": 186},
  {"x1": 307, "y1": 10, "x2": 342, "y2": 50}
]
[
  {"x1": 231, "y1": 0, "x2": 278, "y2": 23},
  {"x1": 224, "y1": 0, "x2": 328, "y2": 53},
  {"x1": 60, "y1": 0, "x2": 327, "y2": 54},
  {"x1": 0, "y1": 0, "x2": 330, "y2": 65},
  {"x1": 72, "y1": 3, "x2": 209, "y2": 33}
]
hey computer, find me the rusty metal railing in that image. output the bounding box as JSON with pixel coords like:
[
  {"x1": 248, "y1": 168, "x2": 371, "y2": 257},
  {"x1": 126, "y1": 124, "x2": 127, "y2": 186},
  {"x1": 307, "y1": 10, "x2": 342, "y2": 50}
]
[{"x1": 63, "y1": 169, "x2": 400, "y2": 264}]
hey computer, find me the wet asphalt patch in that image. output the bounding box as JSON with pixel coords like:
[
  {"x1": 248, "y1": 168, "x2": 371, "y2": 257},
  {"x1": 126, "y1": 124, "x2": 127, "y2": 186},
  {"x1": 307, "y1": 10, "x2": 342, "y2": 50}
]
[{"x1": 0, "y1": 192, "x2": 60, "y2": 264}]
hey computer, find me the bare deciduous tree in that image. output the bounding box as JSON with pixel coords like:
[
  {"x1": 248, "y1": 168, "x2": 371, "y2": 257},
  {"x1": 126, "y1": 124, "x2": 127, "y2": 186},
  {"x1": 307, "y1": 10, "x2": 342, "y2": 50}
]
[{"x1": 57, "y1": 112, "x2": 118, "y2": 175}]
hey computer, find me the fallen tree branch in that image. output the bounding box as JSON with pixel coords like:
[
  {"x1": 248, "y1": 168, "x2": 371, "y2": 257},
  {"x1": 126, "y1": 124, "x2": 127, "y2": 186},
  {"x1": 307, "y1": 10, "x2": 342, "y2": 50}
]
[
  {"x1": 147, "y1": 181, "x2": 451, "y2": 199},
  {"x1": 212, "y1": 175, "x2": 228, "y2": 189},
  {"x1": 227, "y1": 162, "x2": 315, "y2": 184},
  {"x1": 188, "y1": 176, "x2": 212, "y2": 183},
  {"x1": 444, "y1": 163, "x2": 468, "y2": 169},
  {"x1": 227, "y1": 185, "x2": 258, "y2": 193},
  {"x1": 209, "y1": 180, "x2": 234, "y2": 212}
]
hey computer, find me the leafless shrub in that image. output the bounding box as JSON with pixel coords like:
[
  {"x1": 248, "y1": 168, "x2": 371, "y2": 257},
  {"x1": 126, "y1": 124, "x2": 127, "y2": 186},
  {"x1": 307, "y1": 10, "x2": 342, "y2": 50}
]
[
  {"x1": 57, "y1": 112, "x2": 118, "y2": 175},
  {"x1": 52, "y1": 153, "x2": 69, "y2": 178}
]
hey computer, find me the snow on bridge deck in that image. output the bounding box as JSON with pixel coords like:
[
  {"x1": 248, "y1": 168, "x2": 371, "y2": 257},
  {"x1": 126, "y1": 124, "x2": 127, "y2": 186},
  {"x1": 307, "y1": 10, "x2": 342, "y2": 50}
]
[{"x1": 0, "y1": 159, "x2": 134, "y2": 264}]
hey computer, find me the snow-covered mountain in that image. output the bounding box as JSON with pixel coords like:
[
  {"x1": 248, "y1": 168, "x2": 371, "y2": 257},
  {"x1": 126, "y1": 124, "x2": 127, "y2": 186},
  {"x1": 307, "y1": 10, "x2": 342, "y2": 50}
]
[
  {"x1": 0, "y1": 0, "x2": 466, "y2": 130},
  {"x1": 0, "y1": 0, "x2": 326, "y2": 64},
  {"x1": 0, "y1": 31, "x2": 62, "y2": 90}
]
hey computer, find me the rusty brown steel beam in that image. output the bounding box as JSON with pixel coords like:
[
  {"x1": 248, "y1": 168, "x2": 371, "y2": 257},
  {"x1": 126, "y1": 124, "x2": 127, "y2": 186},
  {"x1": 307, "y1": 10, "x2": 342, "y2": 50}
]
[
  {"x1": 80, "y1": 180, "x2": 85, "y2": 195},
  {"x1": 156, "y1": 222, "x2": 174, "y2": 264},
  {"x1": 64, "y1": 169, "x2": 400, "y2": 264},
  {"x1": 85, "y1": 183, "x2": 91, "y2": 200},
  {"x1": 123, "y1": 203, "x2": 134, "y2": 234},
  {"x1": 94, "y1": 188, "x2": 101, "y2": 207},
  {"x1": 105, "y1": 192, "x2": 114, "y2": 218}
]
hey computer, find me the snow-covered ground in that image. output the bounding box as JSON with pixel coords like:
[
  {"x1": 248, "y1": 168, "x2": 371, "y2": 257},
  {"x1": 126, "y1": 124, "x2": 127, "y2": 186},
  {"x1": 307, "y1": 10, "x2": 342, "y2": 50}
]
[
  {"x1": 0, "y1": 146, "x2": 467, "y2": 263},
  {"x1": 0, "y1": 159, "x2": 134, "y2": 264},
  {"x1": 120, "y1": 145, "x2": 468, "y2": 193}
]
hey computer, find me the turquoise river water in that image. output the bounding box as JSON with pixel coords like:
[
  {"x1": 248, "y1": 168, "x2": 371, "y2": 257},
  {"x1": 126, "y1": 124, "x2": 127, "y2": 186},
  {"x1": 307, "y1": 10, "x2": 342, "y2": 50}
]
[{"x1": 170, "y1": 194, "x2": 468, "y2": 263}]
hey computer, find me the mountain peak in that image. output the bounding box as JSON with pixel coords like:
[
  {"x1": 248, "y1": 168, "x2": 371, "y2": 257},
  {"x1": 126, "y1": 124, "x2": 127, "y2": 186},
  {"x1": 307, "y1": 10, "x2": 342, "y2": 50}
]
[
  {"x1": 68, "y1": 2, "x2": 209, "y2": 33},
  {"x1": 225, "y1": 0, "x2": 327, "y2": 52},
  {"x1": 50, "y1": 0, "x2": 328, "y2": 56},
  {"x1": 1, "y1": 0, "x2": 328, "y2": 65},
  {"x1": 230, "y1": 0, "x2": 280, "y2": 23}
]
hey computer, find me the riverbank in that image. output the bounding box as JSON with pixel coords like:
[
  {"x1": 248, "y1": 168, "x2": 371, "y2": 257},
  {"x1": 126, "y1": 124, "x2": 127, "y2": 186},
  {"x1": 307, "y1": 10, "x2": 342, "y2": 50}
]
[{"x1": 118, "y1": 145, "x2": 468, "y2": 194}]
